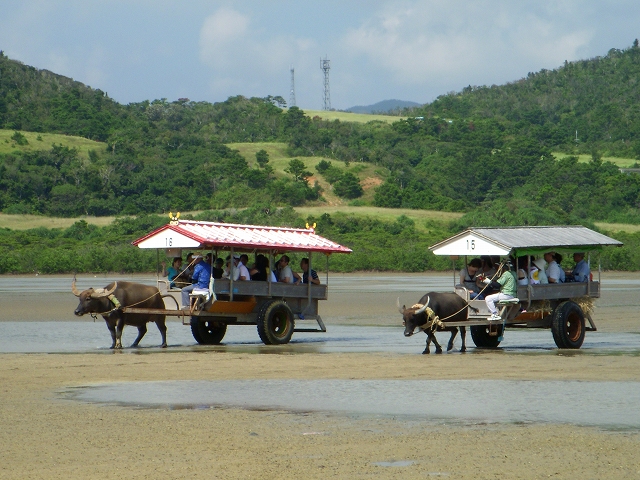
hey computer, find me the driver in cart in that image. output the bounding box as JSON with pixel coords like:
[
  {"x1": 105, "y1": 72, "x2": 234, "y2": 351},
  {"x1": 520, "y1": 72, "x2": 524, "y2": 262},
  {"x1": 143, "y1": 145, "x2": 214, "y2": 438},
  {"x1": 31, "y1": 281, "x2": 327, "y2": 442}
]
[
  {"x1": 481, "y1": 260, "x2": 518, "y2": 321},
  {"x1": 180, "y1": 254, "x2": 211, "y2": 309}
]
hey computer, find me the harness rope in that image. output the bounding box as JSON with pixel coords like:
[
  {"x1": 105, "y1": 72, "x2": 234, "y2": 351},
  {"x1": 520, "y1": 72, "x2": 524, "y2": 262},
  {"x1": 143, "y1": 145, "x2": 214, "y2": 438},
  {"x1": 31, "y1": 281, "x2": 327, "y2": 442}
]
[
  {"x1": 91, "y1": 290, "x2": 163, "y2": 316},
  {"x1": 411, "y1": 264, "x2": 505, "y2": 327},
  {"x1": 416, "y1": 306, "x2": 445, "y2": 333}
]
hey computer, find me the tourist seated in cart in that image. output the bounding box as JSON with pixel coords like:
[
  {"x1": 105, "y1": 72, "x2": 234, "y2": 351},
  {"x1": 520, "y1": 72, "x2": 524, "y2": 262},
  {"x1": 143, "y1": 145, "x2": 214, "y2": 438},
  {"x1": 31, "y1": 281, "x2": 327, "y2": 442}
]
[
  {"x1": 483, "y1": 261, "x2": 518, "y2": 321},
  {"x1": 184, "y1": 252, "x2": 196, "y2": 278},
  {"x1": 180, "y1": 254, "x2": 211, "y2": 309},
  {"x1": 481, "y1": 256, "x2": 497, "y2": 278},
  {"x1": 212, "y1": 258, "x2": 224, "y2": 279},
  {"x1": 222, "y1": 255, "x2": 250, "y2": 281},
  {"x1": 566, "y1": 252, "x2": 591, "y2": 282},
  {"x1": 277, "y1": 255, "x2": 295, "y2": 283},
  {"x1": 554, "y1": 253, "x2": 566, "y2": 282},
  {"x1": 529, "y1": 257, "x2": 549, "y2": 284},
  {"x1": 516, "y1": 256, "x2": 529, "y2": 286},
  {"x1": 544, "y1": 251, "x2": 564, "y2": 283},
  {"x1": 250, "y1": 254, "x2": 277, "y2": 282},
  {"x1": 237, "y1": 254, "x2": 251, "y2": 281},
  {"x1": 161, "y1": 256, "x2": 190, "y2": 289},
  {"x1": 294, "y1": 258, "x2": 320, "y2": 285},
  {"x1": 459, "y1": 258, "x2": 483, "y2": 298}
]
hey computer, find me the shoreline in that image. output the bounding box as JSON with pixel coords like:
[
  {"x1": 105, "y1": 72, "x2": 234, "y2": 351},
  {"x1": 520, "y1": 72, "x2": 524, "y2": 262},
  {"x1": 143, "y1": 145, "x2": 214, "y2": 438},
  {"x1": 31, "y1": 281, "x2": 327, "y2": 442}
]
[{"x1": 1, "y1": 351, "x2": 640, "y2": 478}]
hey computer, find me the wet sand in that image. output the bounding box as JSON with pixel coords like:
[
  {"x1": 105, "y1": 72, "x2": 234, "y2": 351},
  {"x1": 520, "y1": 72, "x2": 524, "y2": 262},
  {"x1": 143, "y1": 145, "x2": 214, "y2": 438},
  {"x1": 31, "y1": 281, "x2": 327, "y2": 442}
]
[{"x1": 1, "y1": 273, "x2": 640, "y2": 478}]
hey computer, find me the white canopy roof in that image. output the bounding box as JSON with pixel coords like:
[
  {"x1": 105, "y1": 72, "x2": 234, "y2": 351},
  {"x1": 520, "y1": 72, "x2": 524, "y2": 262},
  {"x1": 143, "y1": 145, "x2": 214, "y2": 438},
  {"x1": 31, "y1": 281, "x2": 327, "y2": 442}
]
[{"x1": 430, "y1": 226, "x2": 622, "y2": 256}]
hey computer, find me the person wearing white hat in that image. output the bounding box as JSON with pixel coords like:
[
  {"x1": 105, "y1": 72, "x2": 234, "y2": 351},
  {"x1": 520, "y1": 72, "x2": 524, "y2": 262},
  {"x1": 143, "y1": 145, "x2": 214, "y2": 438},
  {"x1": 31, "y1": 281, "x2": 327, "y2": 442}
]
[{"x1": 529, "y1": 258, "x2": 549, "y2": 285}]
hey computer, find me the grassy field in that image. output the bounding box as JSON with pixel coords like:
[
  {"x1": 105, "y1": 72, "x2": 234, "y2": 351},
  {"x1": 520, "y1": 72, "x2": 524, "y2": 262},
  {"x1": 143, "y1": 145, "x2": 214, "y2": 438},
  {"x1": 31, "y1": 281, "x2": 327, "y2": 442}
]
[
  {"x1": 0, "y1": 207, "x2": 460, "y2": 233},
  {"x1": 553, "y1": 151, "x2": 637, "y2": 168},
  {"x1": 0, "y1": 213, "x2": 116, "y2": 230},
  {"x1": 593, "y1": 222, "x2": 640, "y2": 233},
  {"x1": 226, "y1": 142, "x2": 385, "y2": 205},
  {"x1": 3, "y1": 209, "x2": 640, "y2": 236},
  {"x1": 0, "y1": 129, "x2": 105, "y2": 159},
  {"x1": 303, "y1": 110, "x2": 404, "y2": 124},
  {"x1": 295, "y1": 206, "x2": 462, "y2": 232}
]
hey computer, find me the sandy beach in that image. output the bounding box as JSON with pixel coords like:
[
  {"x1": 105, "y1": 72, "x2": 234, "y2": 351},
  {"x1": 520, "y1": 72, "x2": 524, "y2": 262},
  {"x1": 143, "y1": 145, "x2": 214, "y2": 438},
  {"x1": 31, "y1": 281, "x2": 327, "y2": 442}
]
[{"x1": 1, "y1": 273, "x2": 640, "y2": 478}]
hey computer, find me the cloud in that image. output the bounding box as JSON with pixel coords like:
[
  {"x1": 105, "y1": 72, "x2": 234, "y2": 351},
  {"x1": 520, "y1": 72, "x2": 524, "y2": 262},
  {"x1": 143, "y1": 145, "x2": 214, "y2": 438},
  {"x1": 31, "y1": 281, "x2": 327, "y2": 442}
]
[
  {"x1": 198, "y1": 7, "x2": 317, "y2": 100},
  {"x1": 199, "y1": 8, "x2": 250, "y2": 67},
  {"x1": 343, "y1": 1, "x2": 594, "y2": 88}
]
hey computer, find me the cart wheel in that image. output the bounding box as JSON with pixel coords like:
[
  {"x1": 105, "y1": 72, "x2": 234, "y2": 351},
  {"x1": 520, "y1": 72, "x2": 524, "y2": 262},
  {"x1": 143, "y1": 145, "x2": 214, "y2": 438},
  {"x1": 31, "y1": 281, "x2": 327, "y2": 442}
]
[
  {"x1": 257, "y1": 300, "x2": 295, "y2": 345},
  {"x1": 551, "y1": 301, "x2": 585, "y2": 349},
  {"x1": 470, "y1": 325, "x2": 503, "y2": 348},
  {"x1": 190, "y1": 317, "x2": 227, "y2": 345}
]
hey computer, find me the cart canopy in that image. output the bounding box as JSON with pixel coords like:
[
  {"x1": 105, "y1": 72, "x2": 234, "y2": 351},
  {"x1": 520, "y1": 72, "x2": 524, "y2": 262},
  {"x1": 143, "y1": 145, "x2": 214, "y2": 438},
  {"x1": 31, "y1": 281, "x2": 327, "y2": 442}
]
[
  {"x1": 132, "y1": 220, "x2": 352, "y2": 255},
  {"x1": 429, "y1": 226, "x2": 622, "y2": 257}
]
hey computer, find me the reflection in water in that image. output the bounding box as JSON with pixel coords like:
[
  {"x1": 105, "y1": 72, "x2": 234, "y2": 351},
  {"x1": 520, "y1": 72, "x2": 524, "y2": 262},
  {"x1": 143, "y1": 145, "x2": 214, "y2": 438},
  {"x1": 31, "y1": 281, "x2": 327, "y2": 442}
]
[
  {"x1": 1, "y1": 322, "x2": 639, "y2": 355},
  {"x1": 66, "y1": 379, "x2": 640, "y2": 430}
]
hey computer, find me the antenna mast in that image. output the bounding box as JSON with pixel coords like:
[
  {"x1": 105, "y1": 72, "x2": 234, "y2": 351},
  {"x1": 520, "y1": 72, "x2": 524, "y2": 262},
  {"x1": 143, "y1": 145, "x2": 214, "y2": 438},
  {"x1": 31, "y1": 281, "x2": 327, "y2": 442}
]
[
  {"x1": 289, "y1": 65, "x2": 296, "y2": 108},
  {"x1": 320, "y1": 56, "x2": 331, "y2": 110}
]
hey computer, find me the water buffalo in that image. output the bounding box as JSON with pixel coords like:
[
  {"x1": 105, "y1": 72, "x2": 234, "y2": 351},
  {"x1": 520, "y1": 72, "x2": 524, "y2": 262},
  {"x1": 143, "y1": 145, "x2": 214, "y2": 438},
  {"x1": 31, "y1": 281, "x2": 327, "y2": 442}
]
[
  {"x1": 72, "y1": 279, "x2": 167, "y2": 349},
  {"x1": 398, "y1": 292, "x2": 470, "y2": 354}
]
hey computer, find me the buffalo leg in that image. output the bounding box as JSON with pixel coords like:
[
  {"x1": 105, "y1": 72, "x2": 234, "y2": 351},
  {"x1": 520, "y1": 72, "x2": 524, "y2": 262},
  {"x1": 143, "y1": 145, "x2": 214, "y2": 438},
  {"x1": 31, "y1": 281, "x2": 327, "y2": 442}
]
[
  {"x1": 460, "y1": 327, "x2": 467, "y2": 353},
  {"x1": 105, "y1": 320, "x2": 117, "y2": 349},
  {"x1": 131, "y1": 324, "x2": 147, "y2": 347},
  {"x1": 431, "y1": 333, "x2": 443, "y2": 354},
  {"x1": 155, "y1": 318, "x2": 167, "y2": 348},
  {"x1": 422, "y1": 331, "x2": 431, "y2": 354},
  {"x1": 422, "y1": 336, "x2": 430, "y2": 354},
  {"x1": 115, "y1": 317, "x2": 125, "y2": 349},
  {"x1": 424, "y1": 332, "x2": 443, "y2": 354},
  {"x1": 447, "y1": 328, "x2": 459, "y2": 352}
]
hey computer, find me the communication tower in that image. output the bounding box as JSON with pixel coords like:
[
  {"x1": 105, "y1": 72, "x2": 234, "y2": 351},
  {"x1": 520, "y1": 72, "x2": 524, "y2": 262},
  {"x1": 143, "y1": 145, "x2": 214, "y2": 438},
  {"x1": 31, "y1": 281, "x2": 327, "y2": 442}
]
[
  {"x1": 320, "y1": 56, "x2": 331, "y2": 110},
  {"x1": 289, "y1": 65, "x2": 296, "y2": 108}
]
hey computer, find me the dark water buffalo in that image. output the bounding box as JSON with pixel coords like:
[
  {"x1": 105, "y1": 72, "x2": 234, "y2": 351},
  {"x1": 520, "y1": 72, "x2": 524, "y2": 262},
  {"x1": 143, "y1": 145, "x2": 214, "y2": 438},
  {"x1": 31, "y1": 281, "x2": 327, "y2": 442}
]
[
  {"x1": 399, "y1": 292, "x2": 470, "y2": 354},
  {"x1": 72, "y1": 279, "x2": 167, "y2": 349}
]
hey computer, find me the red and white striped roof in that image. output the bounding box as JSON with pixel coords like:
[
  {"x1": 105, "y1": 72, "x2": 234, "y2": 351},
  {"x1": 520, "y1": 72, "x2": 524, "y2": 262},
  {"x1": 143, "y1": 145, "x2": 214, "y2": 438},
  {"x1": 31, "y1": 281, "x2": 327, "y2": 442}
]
[{"x1": 132, "y1": 220, "x2": 352, "y2": 254}]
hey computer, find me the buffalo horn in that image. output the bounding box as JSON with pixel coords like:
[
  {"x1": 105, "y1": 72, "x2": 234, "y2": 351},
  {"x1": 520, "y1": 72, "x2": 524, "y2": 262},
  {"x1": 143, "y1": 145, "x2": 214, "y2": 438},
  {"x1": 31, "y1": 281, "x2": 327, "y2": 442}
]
[
  {"x1": 397, "y1": 297, "x2": 405, "y2": 314},
  {"x1": 415, "y1": 296, "x2": 430, "y2": 314},
  {"x1": 91, "y1": 281, "x2": 118, "y2": 298},
  {"x1": 71, "y1": 276, "x2": 81, "y2": 297}
]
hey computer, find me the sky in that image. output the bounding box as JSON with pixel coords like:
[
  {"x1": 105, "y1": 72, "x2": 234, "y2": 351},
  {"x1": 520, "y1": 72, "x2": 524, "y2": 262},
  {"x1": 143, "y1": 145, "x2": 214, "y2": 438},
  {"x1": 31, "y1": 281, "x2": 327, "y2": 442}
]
[{"x1": 1, "y1": 0, "x2": 639, "y2": 110}]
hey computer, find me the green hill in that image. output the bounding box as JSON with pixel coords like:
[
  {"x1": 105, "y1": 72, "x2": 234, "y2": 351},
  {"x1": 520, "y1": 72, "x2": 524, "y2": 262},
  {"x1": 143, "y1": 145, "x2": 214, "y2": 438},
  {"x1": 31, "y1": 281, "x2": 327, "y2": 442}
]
[
  {"x1": 412, "y1": 41, "x2": 640, "y2": 158},
  {"x1": 0, "y1": 129, "x2": 104, "y2": 159},
  {"x1": 3, "y1": 44, "x2": 640, "y2": 227},
  {"x1": 0, "y1": 52, "x2": 126, "y2": 140}
]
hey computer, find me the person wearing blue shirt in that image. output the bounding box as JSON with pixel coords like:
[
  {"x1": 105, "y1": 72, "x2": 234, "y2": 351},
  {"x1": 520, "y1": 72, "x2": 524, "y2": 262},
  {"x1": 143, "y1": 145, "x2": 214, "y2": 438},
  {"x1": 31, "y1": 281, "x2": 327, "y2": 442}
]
[
  {"x1": 570, "y1": 252, "x2": 590, "y2": 282},
  {"x1": 181, "y1": 255, "x2": 212, "y2": 308}
]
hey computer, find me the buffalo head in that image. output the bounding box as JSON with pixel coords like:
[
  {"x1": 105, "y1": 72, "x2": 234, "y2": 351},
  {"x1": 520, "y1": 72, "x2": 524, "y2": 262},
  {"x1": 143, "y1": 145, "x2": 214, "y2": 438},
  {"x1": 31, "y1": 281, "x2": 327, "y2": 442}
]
[
  {"x1": 72, "y1": 278, "x2": 118, "y2": 316},
  {"x1": 398, "y1": 297, "x2": 429, "y2": 337}
]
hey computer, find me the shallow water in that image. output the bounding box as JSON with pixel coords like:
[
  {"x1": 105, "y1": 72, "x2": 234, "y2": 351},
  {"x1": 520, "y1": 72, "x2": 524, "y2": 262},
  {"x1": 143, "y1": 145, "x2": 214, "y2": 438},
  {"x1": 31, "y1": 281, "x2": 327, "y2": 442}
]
[
  {"x1": 65, "y1": 378, "x2": 640, "y2": 431},
  {"x1": 1, "y1": 272, "x2": 639, "y2": 353},
  {"x1": 1, "y1": 321, "x2": 639, "y2": 355}
]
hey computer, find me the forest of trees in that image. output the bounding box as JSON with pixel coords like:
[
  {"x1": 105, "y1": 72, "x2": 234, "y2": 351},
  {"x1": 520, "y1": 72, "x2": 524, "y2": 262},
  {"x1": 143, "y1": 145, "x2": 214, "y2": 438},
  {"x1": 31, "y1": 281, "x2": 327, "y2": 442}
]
[
  {"x1": 3, "y1": 45, "x2": 640, "y2": 223},
  {"x1": 2, "y1": 44, "x2": 640, "y2": 272},
  {"x1": 2, "y1": 207, "x2": 638, "y2": 275}
]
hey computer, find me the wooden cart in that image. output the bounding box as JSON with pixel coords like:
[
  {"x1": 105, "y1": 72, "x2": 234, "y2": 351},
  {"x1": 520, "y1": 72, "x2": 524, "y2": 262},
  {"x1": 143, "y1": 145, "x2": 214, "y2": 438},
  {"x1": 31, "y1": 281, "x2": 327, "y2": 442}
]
[
  {"x1": 130, "y1": 219, "x2": 351, "y2": 345},
  {"x1": 429, "y1": 226, "x2": 622, "y2": 349}
]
